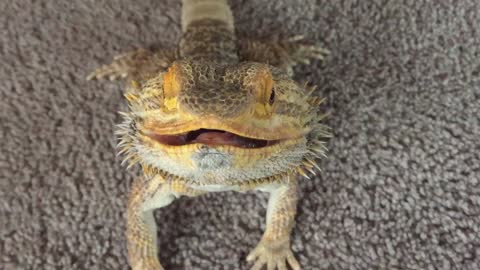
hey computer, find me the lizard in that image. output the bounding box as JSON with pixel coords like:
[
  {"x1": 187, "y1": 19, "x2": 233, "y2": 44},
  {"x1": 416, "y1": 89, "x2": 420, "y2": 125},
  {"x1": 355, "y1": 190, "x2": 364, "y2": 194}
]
[{"x1": 87, "y1": 0, "x2": 330, "y2": 269}]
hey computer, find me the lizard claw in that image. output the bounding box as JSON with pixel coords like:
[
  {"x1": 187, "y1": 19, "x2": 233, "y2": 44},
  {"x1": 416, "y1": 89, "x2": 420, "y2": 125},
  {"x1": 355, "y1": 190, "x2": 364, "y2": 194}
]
[
  {"x1": 130, "y1": 258, "x2": 165, "y2": 270},
  {"x1": 86, "y1": 63, "x2": 129, "y2": 81},
  {"x1": 247, "y1": 239, "x2": 300, "y2": 270},
  {"x1": 290, "y1": 42, "x2": 329, "y2": 64},
  {"x1": 269, "y1": 35, "x2": 329, "y2": 67}
]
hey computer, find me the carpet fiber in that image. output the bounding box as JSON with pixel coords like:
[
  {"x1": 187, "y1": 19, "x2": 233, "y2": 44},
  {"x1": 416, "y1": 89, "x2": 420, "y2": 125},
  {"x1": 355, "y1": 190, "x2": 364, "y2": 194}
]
[{"x1": 1, "y1": 0, "x2": 479, "y2": 269}]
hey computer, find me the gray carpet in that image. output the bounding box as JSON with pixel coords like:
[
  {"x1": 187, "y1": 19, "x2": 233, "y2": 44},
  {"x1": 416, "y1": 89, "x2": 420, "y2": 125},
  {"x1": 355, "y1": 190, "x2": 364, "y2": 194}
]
[{"x1": 1, "y1": 0, "x2": 480, "y2": 269}]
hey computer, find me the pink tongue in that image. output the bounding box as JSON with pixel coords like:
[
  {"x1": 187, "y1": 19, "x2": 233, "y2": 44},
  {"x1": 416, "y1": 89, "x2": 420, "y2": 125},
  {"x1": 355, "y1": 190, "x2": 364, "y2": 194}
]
[{"x1": 193, "y1": 131, "x2": 240, "y2": 146}]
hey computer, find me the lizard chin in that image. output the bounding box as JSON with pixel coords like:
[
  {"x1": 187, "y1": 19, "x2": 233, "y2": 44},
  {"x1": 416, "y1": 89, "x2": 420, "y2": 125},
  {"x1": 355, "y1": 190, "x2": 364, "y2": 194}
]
[{"x1": 144, "y1": 128, "x2": 282, "y2": 149}]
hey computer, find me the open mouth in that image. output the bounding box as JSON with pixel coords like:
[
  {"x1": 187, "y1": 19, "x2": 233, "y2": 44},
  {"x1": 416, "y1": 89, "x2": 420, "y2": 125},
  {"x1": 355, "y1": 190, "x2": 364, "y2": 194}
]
[{"x1": 146, "y1": 129, "x2": 281, "y2": 149}]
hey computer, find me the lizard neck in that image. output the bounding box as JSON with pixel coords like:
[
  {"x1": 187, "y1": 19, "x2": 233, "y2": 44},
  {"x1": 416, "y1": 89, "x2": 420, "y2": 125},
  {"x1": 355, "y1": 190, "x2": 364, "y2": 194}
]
[{"x1": 180, "y1": 0, "x2": 238, "y2": 64}]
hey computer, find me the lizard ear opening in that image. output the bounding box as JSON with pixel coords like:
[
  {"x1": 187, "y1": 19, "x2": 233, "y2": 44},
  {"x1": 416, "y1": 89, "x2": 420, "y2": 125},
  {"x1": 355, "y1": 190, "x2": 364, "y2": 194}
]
[{"x1": 162, "y1": 64, "x2": 182, "y2": 111}]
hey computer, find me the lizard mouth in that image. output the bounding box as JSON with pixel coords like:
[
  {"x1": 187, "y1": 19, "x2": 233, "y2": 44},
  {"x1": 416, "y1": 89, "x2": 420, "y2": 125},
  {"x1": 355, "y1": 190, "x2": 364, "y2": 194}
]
[{"x1": 145, "y1": 128, "x2": 281, "y2": 149}]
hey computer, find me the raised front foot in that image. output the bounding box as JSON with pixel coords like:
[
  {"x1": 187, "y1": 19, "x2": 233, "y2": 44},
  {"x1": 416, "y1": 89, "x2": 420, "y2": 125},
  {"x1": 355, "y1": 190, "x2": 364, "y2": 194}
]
[
  {"x1": 247, "y1": 238, "x2": 300, "y2": 270},
  {"x1": 284, "y1": 35, "x2": 329, "y2": 65},
  {"x1": 87, "y1": 49, "x2": 152, "y2": 81},
  {"x1": 238, "y1": 35, "x2": 329, "y2": 75},
  {"x1": 87, "y1": 48, "x2": 176, "y2": 82}
]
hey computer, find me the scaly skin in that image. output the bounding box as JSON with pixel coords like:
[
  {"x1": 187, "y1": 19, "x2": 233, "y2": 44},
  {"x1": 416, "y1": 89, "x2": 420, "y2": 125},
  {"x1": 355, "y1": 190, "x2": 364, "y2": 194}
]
[{"x1": 88, "y1": 0, "x2": 329, "y2": 269}]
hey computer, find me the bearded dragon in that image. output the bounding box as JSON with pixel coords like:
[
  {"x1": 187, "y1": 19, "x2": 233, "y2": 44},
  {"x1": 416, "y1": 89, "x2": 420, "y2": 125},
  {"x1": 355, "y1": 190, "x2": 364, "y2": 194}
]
[{"x1": 87, "y1": 0, "x2": 329, "y2": 269}]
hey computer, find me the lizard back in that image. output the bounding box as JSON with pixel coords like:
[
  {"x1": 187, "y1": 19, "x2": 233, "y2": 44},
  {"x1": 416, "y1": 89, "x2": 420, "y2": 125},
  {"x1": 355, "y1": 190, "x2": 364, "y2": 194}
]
[{"x1": 180, "y1": 0, "x2": 238, "y2": 64}]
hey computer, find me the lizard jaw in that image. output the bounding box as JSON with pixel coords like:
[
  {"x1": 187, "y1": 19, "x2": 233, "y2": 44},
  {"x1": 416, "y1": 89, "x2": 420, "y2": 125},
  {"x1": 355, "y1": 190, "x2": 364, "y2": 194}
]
[
  {"x1": 143, "y1": 128, "x2": 282, "y2": 149},
  {"x1": 141, "y1": 118, "x2": 309, "y2": 142}
]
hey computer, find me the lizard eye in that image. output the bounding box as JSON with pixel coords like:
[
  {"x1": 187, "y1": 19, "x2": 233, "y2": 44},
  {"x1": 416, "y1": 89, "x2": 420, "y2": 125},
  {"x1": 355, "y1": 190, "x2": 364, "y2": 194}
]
[
  {"x1": 162, "y1": 64, "x2": 182, "y2": 111},
  {"x1": 249, "y1": 67, "x2": 274, "y2": 104},
  {"x1": 245, "y1": 66, "x2": 275, "y2": 117},
  {"x1": 268, "y1": 88, "x2": 275, "y2": 105}
]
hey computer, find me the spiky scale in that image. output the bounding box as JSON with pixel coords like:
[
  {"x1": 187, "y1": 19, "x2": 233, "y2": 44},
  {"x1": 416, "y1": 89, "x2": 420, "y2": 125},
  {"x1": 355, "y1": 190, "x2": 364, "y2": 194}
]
[
  {"x1": 305, "y1": 158, "x2": 322, "y2": 171},
  {"x1": 296, "y1": 167, "x2": 310, "y2": 179}
]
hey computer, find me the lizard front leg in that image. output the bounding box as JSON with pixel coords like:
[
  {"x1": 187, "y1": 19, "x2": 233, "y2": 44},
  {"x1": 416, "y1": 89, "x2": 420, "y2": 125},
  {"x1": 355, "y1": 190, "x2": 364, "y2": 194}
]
[
  {"x1": 87, "y1": 48, "x2": 176, "y2": 82},
  {"x1": 238, "y1": 36, "x2": 329, "y2": 76},
  {"x1": 248, "y1": 179, "x2": 301, "y2": 270},
  {"x1": 127, "y1": 176, "x2": 204, "y2": 270}
]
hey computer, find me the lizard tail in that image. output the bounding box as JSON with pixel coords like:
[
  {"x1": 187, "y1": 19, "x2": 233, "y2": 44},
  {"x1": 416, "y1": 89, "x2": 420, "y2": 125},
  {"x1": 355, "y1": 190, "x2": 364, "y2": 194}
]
[{"x1": 181, "y1": 0, "x2": 234, "y2": 33}]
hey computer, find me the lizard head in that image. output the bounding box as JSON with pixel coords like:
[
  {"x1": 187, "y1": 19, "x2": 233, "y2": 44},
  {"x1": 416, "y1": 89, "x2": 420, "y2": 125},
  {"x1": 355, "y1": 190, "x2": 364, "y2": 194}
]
[{"x1": 117, "y1": 60, "x2": 329, "y2": 186}]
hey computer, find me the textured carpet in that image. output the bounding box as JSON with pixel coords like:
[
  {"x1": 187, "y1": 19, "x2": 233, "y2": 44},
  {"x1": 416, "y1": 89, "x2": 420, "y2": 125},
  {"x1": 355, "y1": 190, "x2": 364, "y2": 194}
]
[{"x1": 1, "y1": 0, "x2": 480, "y2": 269}]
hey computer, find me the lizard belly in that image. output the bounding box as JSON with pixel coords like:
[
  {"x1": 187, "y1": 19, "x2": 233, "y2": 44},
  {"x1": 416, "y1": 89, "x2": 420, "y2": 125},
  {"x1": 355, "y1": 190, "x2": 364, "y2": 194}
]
[
  {"x1": 189, "y1": 184, "x2": 240, "y2": 192},
  {"x1": 188, "y1": 180, "x2": 282, "y2": 193}
]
